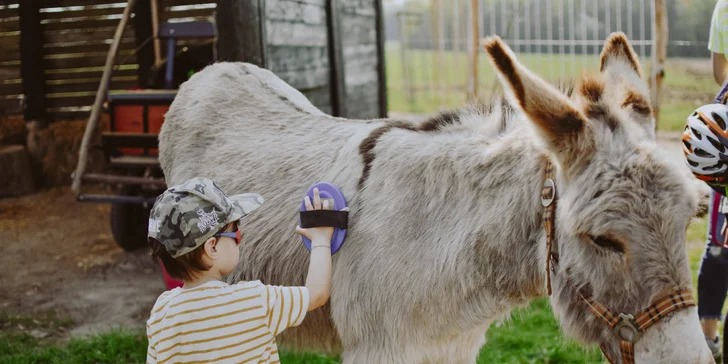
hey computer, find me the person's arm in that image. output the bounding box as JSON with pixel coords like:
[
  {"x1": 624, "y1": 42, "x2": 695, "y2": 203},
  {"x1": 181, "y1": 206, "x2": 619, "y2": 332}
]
[
  {"x1": 303, "y1": 235, "x2": 332, "y2": 310},
  {"x1": 295, "y1": 188, "x2": 343, "y2": 311},
  {"x1": 709, "y1": 2, "x2": 728, "y2": 85},
  {"x1": 713, "y1": 52, "x2": 727, "y2": 86}
]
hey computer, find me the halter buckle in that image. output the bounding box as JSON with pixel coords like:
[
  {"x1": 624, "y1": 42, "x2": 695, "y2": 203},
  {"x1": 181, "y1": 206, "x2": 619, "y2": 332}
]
[
  {"x1": 541, "y1": 178, "x2": 555, "y2": 207},
  {"x1": 613, "y1": 313, "x2": 642, "y2": 342}
]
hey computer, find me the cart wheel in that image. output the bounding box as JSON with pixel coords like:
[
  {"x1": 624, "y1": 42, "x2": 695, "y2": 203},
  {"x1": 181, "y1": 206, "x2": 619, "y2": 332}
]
[{"x1": 110, "y1": 201, "x2": 150, "y2": 251}]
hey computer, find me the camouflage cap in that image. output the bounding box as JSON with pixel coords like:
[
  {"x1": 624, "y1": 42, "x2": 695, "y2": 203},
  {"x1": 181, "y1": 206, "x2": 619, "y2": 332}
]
[{"x1": 147, "y1": 177, "x2": 264, "y2": 258}]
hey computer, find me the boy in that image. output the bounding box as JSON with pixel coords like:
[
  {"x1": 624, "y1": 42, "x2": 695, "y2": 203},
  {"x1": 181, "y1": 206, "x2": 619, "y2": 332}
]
[{"x1": 145, "y1": 177, "x2": 341, "y2": 363}]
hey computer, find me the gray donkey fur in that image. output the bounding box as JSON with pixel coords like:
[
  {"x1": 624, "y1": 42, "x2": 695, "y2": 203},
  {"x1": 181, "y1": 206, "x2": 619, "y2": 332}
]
[{"x1": 159, "y1": 33, "x2": 712, "y2": 363}]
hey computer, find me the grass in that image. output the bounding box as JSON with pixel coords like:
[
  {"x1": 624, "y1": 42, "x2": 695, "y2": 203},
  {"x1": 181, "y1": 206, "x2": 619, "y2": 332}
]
[
  {"x1": 385, "y1": 43, "x2": 717, "y2": 133},
  {"x1": 0, "y1": 215, "x2": 710, "y2": 364}
]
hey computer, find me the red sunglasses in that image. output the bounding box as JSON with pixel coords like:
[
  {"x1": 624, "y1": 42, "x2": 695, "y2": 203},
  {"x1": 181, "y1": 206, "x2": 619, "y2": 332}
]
[{"x1": 214, "y1": 226, "x2": 242, "y2": 245}]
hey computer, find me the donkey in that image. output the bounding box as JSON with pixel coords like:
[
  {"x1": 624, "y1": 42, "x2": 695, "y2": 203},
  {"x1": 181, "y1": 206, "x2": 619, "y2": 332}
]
[{"x1": 158, "y1": 33, "x2": 712, "y2": 363}]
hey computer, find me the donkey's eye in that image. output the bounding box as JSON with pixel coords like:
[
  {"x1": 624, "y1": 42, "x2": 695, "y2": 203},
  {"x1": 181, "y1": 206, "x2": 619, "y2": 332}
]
[{"x1": 588, "y1": 235, "x2": 625, "y2": 254}]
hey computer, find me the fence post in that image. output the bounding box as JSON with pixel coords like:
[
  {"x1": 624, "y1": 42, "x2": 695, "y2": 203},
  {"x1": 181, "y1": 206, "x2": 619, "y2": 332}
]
[
  {"x1": 651, "y1": 0, "x2": 667, "y2": 131},
  {"x1": 19, "y1": 0, "x2": 47, "y2": 123},
  {"x1": 468, "y1": 0, "x2": 479, "y2": 101}
]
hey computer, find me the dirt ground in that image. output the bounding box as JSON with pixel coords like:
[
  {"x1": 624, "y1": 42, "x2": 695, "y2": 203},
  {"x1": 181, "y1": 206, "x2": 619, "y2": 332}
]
[
  {"x1": 0, "y1": 185, "x2": 165, "y2": 341},
  {"x1": 0, "y1": 130, "x2": 707, "y2": 343}
]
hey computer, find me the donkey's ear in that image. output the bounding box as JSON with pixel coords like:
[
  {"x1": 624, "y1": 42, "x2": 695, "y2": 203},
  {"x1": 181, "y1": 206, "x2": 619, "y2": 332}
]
[
  {"x1": 600, "y1": 32, "x2": 642, "y2": 79},
  {"x1": 600, "y1": 32, "x2": 655, "y2": 137},
  {"x1": 483, "y1": 36, "x2": 594, "y2": 170}
]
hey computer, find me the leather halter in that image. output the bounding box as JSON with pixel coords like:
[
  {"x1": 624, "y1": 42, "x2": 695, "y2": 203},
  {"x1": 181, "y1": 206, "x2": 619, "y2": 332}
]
[{"x1": 541, "y1": 160, "x2": 696, "y2": 364}]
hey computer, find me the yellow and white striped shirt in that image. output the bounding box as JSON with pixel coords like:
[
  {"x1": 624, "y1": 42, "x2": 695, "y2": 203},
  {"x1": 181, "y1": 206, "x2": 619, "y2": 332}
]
[{"x1": 146, "y1": 280, "x2": 309, "y2": 364}]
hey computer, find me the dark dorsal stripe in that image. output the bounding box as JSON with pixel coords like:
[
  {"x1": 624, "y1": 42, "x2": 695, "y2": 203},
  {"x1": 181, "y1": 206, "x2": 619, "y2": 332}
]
[
  {"x1": 419, "y1": 110, "x2": 461, "y2": 131},
  {"x1": 358, "y1": 121, "x2": 417, "y2": 189}
]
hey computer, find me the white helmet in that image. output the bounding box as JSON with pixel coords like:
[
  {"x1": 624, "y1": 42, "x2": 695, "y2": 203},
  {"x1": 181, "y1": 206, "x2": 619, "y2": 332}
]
[{"x1": 682, "y1": 104, "x2": 728, "y2": 185}]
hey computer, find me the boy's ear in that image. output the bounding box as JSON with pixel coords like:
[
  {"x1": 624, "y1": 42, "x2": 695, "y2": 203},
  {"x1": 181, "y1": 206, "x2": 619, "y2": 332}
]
[{"x1": 203, "y1": 237, "x2": 218, "y2": 256}]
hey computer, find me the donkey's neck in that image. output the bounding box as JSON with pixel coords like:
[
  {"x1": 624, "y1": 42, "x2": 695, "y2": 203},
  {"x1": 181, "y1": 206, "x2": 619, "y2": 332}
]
[{"x1": 448, "y1": 125, "x2": 550, "y2": 318}]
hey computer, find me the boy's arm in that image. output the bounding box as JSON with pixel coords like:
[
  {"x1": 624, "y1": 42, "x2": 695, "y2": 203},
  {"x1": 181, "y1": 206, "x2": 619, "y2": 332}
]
[{"x1": 305, "y1": 236, "x2": 333, "y2": 311}]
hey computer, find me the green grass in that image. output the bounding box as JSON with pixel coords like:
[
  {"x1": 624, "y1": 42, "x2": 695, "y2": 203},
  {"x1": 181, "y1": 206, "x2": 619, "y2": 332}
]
[
  {"x1": 385, "y1": 43, "x2": 717, "y2": 133},
  {"x1": 0, "y1": 219, "x2": 713, "y2": 364}
]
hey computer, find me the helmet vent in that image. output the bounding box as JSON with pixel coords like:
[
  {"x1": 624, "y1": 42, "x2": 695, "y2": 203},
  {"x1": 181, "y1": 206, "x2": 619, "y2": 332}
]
[
  {"x1": 705, "y1": 163, "x2": 724, "y2": 172},
  {"x1": 709, "y1": 137, "x2": 726, "y2": 153},
  {"x1": 682, "y1": 140, "x2": 692, "y2": 151},
  {"x1": 713, "y1": 112, "x2": 727, "y2": 130},
  {"x1": 691, "y1": 127, "x2": 703, "y2": 140},
  {"x1": 695, "y1": 148, "x2": 713, "y2": 158}
]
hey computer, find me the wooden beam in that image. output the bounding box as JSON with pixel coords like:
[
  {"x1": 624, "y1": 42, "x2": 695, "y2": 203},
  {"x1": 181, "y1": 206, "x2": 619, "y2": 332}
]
[
  {"x1": 216, "y1": 0, "x2": 266, "y2": 66},
  {"x1": 651, "y1": 0, "x2": 667, "y2": 130},
  {"x1": 19, "y1": 0, "x2": 48, "y2": 122},
  {"x1": 468, "y1": 0, "x2": 479, "y2": 101},
  {"x1": 134, "y1": 0, "x2": 155, "y2": 88},
  {"x1": 72, "y1": 0, "x2": 137, "y2": 194},
  {"x1": 150, "y1": 0, "x2": 161, "y2": 64},
  {"x1": 374, "y1": 0, "x2": 387, "y2": 118},
  {"x1": 326, "y1": 0, "x2": 345, "y2": 117}
]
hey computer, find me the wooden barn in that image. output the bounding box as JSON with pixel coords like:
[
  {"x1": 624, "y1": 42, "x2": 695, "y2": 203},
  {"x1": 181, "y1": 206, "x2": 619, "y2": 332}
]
[
  {"x1": 0, "y1": 0, "x2": 386, "y2": 196},
  {"x1": 0, "y1": 0, "x2": 386, "y2": 121}
]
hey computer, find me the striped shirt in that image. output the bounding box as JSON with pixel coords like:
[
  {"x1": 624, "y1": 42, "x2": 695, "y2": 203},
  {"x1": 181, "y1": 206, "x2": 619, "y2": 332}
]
[
  {"x1": 709, "y1": 0, "x2": 728, "y2": 57},
  {"x1": 146, "y1": 280, "x2": 309, "y2": 364}
]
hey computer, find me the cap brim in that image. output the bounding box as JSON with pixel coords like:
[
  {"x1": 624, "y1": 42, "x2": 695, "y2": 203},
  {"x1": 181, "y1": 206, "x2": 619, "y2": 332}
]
[{"x1": 226, "y1": 193, "x2": 264, "y2": 223}]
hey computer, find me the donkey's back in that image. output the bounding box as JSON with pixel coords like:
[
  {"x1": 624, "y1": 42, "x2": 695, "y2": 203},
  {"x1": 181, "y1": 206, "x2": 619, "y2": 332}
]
[{"x1": 158, "y1": 62, "x2": 386, "y2": 353}]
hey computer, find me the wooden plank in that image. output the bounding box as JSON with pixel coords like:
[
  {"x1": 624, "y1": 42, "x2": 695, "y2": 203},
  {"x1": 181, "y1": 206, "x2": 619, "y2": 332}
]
[
  {"x1": 40, "y1": 5, "x2": 127, "y2": 20},
  {"x1": 42, "y1": 17, "x2": 134, "y2": 31},
  {"x1": 266, "y1": 0, "x2": 325, "y2": 25},
  {"x1": 45, "y1": 52, "x2": 137, "y2": 69},
  {"x1": 44, "y1": 26, "x2": 134, "y2": 44},
  {"x1": 266, "y1": 19, "x2": 327, "y2": 47},
  {"x1": 0, "y1": 65, "x2": 20, "y2": 80},
  {"x1": 266, "y1": 45, "x2": 327, "y2": 73},
  {"x1": 0, "y1": 82, "x2": 22, "y2": 95},
  {"x1": 339, "y1": 0, "x2": 376, "y2": 16},
  {"x1": 46, "y1": 67, "x2": 137, "y2": 80},
  {"x1": 46, "y1": 94, "x2": 96, "y2": 108},
  {"x1": 0, "y1": 18, "x2": 19, "y2": 32},
  {"x1": 39, "y1": 0, "x2": 127, "y2": 7},
  {"x1": 162, "y1": 8, "x2": 215, "y2": 21},
  {"x1": 0, "y1": 97, "x2": 23, "y2": 114},
  {"x1": 340, "y1": 14, "x2": 376, "y2": 46},
  {"x1": 300, "y1": 85, "x2": 330, "y2": 110},
  {"x1": 275, "y1": 64, "x2": 328, "y2": 90},
  {"x1": 45, "y1": 79, "x2": 138, "y2": 94},
  {"x1": 344, "y1": 84, "x2": 379, "y2": 119},
  {"x1": 216, "y1": 0, "x2": 266, "y2": 66},
  {"x1": 0, "y1": 6, "x2": 18, "y2": 18},
  {"x1": 0, "y1": 47, "x2": 19, "y2": 62},
  {"x1": 44, "y1": 40, "x2": 136, "y2": 55},
  {"x1": 0, "y1": 34, "x2": 19, "y2": 49},
  {"x1": 46, "y1": 109, "x2": 90, "y2": 120},
  {"x1": 19, "y1": 0, "x2": 47, "y2": 121},
  {"x1": 162, "y1": 0, "x2": 216, "y2": 6}
]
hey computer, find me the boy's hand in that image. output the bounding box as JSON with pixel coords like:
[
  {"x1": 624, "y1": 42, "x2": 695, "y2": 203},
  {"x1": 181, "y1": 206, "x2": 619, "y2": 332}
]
[{"x1": 296, "y1": 188, "x2": 349, "y2": 243}]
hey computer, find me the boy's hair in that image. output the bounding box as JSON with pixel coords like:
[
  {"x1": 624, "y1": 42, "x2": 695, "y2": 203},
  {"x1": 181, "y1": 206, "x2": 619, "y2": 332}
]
[
  {"x1": 149, "y1": 222, "x2": 236, "y2": 281},
  {"x1": 150, "y1": 238, "x2": 211, "y2": 281}
]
